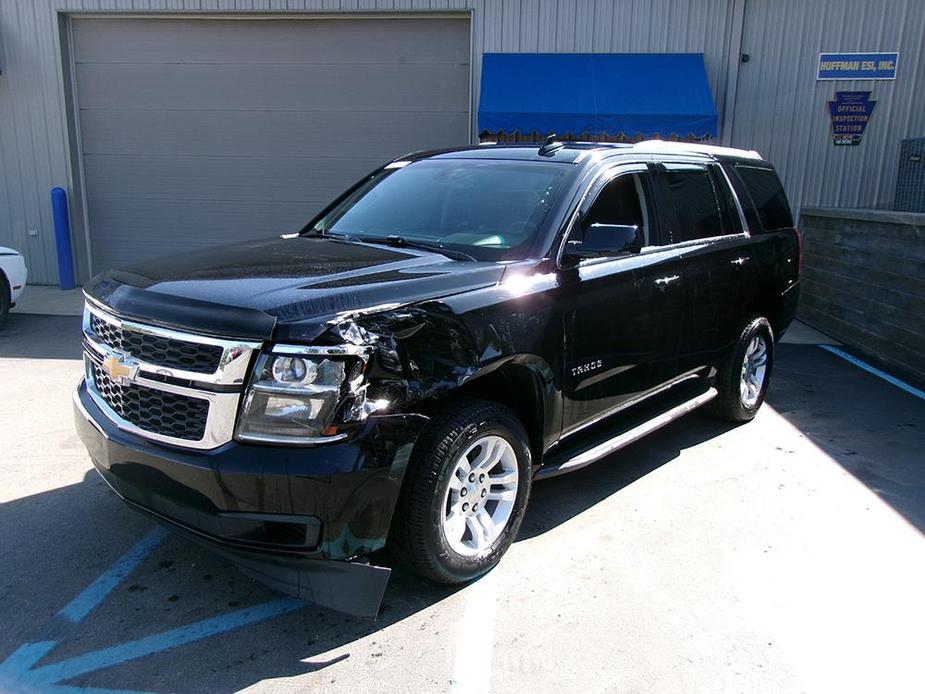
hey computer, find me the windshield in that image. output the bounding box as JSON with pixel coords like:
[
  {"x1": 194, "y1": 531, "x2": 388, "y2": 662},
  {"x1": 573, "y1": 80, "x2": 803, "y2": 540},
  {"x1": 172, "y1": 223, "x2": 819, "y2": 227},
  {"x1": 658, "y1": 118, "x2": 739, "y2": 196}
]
[{"x1": 311, "y1": 159, "x2": 573, "y2": 261}]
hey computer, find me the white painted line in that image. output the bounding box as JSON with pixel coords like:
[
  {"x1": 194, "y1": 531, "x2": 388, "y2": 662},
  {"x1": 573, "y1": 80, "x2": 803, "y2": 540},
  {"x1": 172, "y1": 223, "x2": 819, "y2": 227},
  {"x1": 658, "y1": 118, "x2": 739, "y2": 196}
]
[
  {"x1": 449, "y1": 568, "x2": 500, "y2": 694},
  {"x1": 819, "y1": 345, "x2": 925, "y2": 401}
]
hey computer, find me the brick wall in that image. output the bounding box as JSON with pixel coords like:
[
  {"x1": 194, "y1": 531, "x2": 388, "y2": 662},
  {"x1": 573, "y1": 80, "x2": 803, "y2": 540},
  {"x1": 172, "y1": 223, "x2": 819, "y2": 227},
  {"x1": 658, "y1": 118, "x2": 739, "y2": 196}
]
[{"x1": 798, "y1": 207, "x2": 925, "y2": 383}]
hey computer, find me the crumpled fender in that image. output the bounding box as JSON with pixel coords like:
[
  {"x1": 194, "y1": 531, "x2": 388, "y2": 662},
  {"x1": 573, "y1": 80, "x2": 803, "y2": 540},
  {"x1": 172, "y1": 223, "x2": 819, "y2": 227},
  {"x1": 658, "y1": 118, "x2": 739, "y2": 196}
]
[{"x1": 317, "y1": 268, "x2": 564, "y2": 448}]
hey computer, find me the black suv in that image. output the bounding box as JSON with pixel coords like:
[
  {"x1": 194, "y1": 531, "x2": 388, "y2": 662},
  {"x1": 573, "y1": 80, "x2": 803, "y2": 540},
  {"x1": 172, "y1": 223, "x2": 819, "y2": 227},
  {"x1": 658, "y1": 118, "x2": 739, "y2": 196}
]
[{"x1": 75, "y1": 140, "x2": 800, "y2": 617}]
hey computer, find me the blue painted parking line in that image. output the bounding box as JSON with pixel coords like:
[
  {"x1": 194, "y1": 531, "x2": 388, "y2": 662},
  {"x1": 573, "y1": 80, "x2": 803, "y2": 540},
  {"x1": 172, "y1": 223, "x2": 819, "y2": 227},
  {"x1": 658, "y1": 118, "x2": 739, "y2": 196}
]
[
  {"x1": 0, "y1": 527, "x2": 308, "y2": 693},
  {"x1": 0, "y1": 641, "x2": 58, "y2": 678},
  {"x1": 59, "y1": 528, "x2": 169, "y2": 624},
  {"x1": 819, "y1": 345, "x2": 925, "y2": 401},
  {"x1": 6, "y1": 599, "x2": 305, "y2": 690}
]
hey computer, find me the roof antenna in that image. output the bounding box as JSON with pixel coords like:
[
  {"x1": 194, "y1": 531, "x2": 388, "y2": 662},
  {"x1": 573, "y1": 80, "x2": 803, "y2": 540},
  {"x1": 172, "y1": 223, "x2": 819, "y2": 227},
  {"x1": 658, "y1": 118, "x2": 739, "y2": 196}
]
[{"x1": 538, "y1": 132, "x2": 562, "y2": 156}]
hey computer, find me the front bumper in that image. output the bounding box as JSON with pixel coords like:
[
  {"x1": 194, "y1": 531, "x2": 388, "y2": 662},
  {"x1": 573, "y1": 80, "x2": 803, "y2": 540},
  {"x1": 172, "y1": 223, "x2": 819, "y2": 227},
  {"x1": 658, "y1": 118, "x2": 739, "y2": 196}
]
[{"x1": 74, "y1": 378, "x2": 428, "y2": 617}]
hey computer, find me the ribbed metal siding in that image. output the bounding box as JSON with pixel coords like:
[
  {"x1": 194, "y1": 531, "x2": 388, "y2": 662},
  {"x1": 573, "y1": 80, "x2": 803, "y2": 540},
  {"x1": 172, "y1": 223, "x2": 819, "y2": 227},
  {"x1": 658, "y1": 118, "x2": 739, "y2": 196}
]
[
  {"x1": 729, "y1": 0, "x2": 925, "y2": 218},
  {"x1": 0, "y1": 0, "x2": 736, "y2": 284},
  {"x1": 71, "y1": 16, "x2": 471, "y2": 271}
]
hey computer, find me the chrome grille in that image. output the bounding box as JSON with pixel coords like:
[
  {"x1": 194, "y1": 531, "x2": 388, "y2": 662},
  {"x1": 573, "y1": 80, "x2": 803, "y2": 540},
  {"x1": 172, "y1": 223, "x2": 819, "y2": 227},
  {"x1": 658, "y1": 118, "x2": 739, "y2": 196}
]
[
  {"x1": 90, "y1": 314, "x2": 223, "y2": 375},
  {"x1": 90, "y1": 314, "x2": 123, "y2": 350},
  {"x1": 81, "y1": 298, "x2": 262, "y2": 450},
  {"x1": 90, "y1": 361, "x2": 209, "y2": 441}
]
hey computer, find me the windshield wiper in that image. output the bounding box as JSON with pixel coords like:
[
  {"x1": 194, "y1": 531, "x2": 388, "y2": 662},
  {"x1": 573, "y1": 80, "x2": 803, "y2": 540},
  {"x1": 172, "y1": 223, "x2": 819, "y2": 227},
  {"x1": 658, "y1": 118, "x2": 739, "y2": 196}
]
[
  {"x1": 358, "y1": 235, "x2": 477, "y2": 262},
  {"x1": 307, "y1": 229, "x2": 476, "y2": 261},
  {"x1": 306, "y1": 229, "x2": 359, "y2": 241}
]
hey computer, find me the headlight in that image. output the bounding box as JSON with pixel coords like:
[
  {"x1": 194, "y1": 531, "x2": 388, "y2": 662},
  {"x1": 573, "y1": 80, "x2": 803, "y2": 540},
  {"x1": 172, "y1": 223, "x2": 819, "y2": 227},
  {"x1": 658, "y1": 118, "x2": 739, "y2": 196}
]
[
  {"x1": 235, "y1": 345, "x2": 371, "y2": 444},
  {"x1": 271, "y1": 356, "x2": 316, "y2": 384}
]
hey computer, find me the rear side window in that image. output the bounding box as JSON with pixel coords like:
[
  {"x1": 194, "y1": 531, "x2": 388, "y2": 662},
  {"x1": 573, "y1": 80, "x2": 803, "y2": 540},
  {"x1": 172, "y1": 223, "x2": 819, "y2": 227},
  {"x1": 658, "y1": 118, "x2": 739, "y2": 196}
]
[
  {"x1": 732, "y1": 165, "x2": 794, "y2": 231},
  {"x1": 660, "y1": 164, "x2": 725, "y2": 242}
]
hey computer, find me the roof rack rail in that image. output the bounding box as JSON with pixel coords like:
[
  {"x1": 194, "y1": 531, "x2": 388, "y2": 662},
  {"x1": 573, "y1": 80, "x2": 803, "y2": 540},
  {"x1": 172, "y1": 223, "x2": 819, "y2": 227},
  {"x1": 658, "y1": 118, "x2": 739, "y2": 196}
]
[
  {"x1": 634, "y1": 139, "x2": 762, "y2": 160},
  {"x1": 560, "y1": 141, "x2": 632, "y2": 148}
]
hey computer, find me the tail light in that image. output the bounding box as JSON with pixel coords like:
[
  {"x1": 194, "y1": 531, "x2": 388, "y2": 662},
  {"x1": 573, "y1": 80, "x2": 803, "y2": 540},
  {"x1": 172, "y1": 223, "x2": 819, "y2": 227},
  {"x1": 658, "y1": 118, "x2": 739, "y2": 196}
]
[{"x1": 794, "y1": 227, "x2": 803, "y2": 277}]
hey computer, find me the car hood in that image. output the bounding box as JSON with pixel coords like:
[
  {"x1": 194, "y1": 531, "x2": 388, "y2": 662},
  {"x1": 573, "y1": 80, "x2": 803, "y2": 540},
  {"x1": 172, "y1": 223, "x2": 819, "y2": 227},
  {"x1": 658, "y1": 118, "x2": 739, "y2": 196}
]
[{"x1": 84, "y1": 236, "x2": 508, "y2": 342}]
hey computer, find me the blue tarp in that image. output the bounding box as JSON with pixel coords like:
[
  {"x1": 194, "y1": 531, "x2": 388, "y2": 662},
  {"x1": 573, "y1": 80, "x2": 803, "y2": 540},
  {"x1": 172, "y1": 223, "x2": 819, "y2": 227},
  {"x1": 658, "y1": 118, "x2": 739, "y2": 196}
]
[{"x1": 478, "y1": 53, "x2": 718, "y2": 139}]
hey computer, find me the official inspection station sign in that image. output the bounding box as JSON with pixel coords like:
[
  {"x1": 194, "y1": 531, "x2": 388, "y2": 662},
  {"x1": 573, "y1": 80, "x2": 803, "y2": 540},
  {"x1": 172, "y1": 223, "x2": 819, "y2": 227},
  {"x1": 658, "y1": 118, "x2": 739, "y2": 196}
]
[
  {"x1": 828, "y1": 91, "x2": 877, "y2": 146},
  {"x1": 817, "y1": 52, "x2": 899, "y2": 80}
]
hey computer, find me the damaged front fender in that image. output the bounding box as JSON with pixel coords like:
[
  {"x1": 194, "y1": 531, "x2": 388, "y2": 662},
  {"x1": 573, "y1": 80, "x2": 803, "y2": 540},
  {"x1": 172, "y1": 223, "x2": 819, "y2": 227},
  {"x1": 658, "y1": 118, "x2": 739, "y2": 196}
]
[{"x1": 316, "y1": 271, "x2": 565, "y2": 451}]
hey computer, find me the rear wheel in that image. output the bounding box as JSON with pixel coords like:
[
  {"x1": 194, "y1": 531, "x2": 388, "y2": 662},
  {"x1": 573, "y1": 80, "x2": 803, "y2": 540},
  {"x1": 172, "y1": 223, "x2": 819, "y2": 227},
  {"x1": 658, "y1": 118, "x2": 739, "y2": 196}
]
[
  {"x1": 711, "y1": 315, "x2": 774, "y2": 422},
  {"x1": 390, "y1": 398, "x2": 532, "y2": 584}
]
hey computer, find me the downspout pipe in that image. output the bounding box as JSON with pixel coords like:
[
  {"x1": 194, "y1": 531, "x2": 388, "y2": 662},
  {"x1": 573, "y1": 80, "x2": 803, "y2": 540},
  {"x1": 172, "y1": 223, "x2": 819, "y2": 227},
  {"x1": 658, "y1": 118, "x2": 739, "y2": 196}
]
[{"x1": 721, "y1": 0, "x2": 748, "y2": 145}]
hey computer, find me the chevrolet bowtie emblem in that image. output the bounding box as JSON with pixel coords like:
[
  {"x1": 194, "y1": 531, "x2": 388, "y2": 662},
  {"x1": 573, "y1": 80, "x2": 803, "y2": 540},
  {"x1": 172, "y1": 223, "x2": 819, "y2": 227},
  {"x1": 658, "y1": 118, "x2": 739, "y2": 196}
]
[{"x1": 102, "y1": 352, "x2": 139, "y2": 383}]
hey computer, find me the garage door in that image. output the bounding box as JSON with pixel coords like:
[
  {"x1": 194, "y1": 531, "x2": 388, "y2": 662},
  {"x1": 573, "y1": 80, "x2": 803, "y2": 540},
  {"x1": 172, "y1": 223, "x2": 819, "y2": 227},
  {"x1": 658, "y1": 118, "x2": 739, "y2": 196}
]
[{"x1": 70, "y1": 16, "x2": 471, "y2": 273}]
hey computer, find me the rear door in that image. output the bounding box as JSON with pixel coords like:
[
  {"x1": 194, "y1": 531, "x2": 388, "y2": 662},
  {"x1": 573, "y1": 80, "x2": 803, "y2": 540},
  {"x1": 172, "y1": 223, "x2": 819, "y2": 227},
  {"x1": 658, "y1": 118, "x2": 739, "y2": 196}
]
[
  {"x1": 560, "y1": 164, "x2": 687, "y2": 436},
  {"x1": 652, "y1": 161, "x2": 756, "y2": 374},
  {"x1": 721, "y1": 160, "x2": 801, "y2": 325}
]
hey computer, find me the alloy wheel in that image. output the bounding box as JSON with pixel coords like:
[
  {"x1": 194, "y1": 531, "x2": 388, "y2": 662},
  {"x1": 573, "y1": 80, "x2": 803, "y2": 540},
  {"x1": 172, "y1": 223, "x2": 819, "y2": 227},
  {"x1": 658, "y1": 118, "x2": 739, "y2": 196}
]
[
  {"x1": 740, "y1": 334, "x2": 768, "y2": 407},
  {"x1": 441, "y1": 435, "x2": 519, "y2": 556}
]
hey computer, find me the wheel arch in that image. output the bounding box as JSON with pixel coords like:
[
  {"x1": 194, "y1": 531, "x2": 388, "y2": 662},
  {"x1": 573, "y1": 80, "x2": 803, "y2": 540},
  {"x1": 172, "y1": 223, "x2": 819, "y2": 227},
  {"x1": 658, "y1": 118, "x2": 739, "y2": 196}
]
[
  {"x1": 745, "y1": 286, "x2": 785, "y2": 340},
  {"x1": 438, "y1": 355, "x2": 559, "y2": 469}
]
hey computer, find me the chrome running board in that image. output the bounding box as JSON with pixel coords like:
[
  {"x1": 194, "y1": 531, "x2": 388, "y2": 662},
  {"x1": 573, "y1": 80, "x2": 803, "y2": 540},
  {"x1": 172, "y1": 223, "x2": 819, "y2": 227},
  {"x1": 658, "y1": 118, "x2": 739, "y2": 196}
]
[{"x1": 535, "y1": 387, "x2": 718, "y2": 480}]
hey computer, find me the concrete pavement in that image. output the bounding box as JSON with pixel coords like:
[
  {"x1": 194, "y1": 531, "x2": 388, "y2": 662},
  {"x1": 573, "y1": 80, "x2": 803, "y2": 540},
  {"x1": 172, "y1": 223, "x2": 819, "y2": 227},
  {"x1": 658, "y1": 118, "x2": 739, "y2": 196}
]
[
  {"x1": 0, "y1": 312, "x2": 922, "y2": 693},
  {"x1": 9, "y1": 285, "x2": 84, "y2": 317}
]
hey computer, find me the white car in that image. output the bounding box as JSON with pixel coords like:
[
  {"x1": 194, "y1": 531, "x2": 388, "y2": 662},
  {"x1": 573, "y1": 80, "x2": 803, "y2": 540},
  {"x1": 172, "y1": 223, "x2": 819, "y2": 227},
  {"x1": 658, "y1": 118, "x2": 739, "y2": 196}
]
[{"x1": 0, "y1": 246, "x2": 27, "y2": 328}]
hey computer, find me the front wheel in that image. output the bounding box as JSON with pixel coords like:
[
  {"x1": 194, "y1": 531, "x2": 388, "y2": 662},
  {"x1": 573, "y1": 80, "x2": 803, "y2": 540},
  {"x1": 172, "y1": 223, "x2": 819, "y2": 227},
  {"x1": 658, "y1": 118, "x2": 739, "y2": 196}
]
[
  {"x1": 390, "y1": 398, "x2": 532, "y2": 585},
  {"x1": 711, "y1": 315, "x2": 774, "y2": 422}
]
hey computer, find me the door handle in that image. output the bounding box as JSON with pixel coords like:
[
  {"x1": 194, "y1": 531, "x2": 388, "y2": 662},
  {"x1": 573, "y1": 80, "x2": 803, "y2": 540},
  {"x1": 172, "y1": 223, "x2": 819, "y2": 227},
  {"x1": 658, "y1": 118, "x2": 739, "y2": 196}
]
[
  {"x1": 730, "y1": 256, "x2": 750, "y2": 267},
  {"x1": 654, "y1": 275, "x2": 680, "y2": 286}
]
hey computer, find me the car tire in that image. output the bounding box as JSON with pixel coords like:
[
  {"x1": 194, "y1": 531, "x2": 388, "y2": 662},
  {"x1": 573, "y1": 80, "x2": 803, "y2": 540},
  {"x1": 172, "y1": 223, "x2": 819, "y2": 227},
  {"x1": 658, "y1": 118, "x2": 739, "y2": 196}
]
[
  {"x1": 711, "y1": 315, "x2": 774, "y2": 422},
  {"x1": 390, "y1": 398, "x2": 532, "y2": 585},
  {"x1": 0, "y1": 272, "x2": 10, "y2": 330}
]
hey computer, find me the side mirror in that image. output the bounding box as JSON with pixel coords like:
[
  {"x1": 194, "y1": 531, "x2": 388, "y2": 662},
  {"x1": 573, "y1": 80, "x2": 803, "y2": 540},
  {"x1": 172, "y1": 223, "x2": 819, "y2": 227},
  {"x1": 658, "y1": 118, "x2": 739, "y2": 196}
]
[{"x1": 564, "y1": 223, "x2": 642, "y2": 260}]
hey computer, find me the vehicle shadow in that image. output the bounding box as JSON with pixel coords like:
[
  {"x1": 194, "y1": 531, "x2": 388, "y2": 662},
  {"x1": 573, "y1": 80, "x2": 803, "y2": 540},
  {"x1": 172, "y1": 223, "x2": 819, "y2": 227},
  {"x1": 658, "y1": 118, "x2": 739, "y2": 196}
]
[
  {"x1": 766, "y1": 343, "x2": 925, "y2": 534},
  {"x1": 0, "y1": 313, "x2": 83, "y2": 359},
  {"x1": 0, "y1": 469, "x2": 455, "y2": 691},
  {"x1": 0, "y1": 416, "x2": 725, "y2": 692},
  {"x1": 519, "y1": 412, "x2": 735, "y2": 541}
]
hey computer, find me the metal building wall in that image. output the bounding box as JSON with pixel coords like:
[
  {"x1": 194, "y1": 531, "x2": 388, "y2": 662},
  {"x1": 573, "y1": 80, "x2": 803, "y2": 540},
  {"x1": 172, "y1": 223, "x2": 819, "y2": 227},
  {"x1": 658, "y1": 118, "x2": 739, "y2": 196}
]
[
  {"x1": 728, "y1": 0, "x2": 925, "y2": 218},
  {"x1": 7, "y1": 0, "x2": 924, "y2": 283},
  {"x1": 0, "y1": 0, "x2": 737, "y2": 284}
]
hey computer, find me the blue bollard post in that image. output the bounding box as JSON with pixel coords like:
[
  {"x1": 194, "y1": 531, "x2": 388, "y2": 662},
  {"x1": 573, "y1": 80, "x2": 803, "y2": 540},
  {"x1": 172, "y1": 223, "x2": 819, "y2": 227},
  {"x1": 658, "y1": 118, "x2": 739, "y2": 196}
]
[{"x1": 51, "y1": 186, "x2": 76, "y2": 290}]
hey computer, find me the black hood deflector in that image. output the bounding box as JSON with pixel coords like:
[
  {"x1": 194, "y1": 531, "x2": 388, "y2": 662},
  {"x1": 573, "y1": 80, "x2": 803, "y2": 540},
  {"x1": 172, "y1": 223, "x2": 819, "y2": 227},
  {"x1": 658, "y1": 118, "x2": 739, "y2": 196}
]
[{"x1": 85, "y1": 273, "x2": 278, "y2": 340}]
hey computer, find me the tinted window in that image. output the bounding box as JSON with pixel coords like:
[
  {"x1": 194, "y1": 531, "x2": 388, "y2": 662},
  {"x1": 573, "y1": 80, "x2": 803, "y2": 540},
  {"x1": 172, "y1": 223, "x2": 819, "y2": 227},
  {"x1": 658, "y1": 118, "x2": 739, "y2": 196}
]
[
  {"x1": 662, "y1": 165, "x2": 724, "y2": 242},
  {"x1": 734, "y1": 166, "x2": 794, "y2": 231},
  {"x1": 583, "y1": 173, "x2": 650, "y2": 245},
  {"x1": 313, "y1": 159, "x2": 572, "y2": 261},
  {"x1": 710, "y1": 165, "x2": 744, "y2": 235}
]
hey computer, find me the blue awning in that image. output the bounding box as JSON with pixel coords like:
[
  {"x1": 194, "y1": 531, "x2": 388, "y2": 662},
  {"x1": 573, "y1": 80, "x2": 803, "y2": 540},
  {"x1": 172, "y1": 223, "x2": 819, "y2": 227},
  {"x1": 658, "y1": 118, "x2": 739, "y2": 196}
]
[{"x1": 478, "y1": 53, "x2": 718, "y2": 139}]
